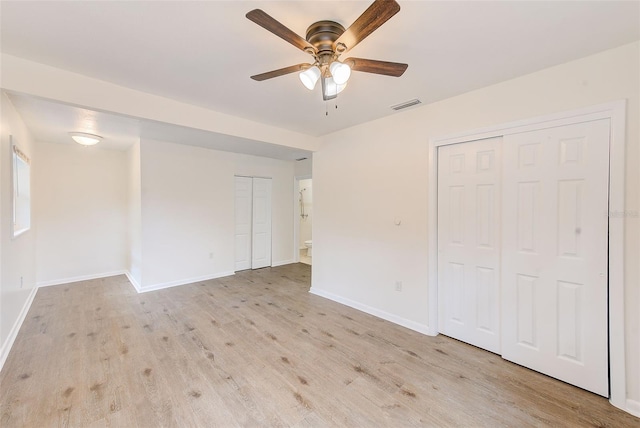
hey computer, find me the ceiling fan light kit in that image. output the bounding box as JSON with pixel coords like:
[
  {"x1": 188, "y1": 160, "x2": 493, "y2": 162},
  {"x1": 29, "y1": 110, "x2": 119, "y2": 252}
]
[
  {"x1": 246, "y1": 0, "x2": 408, "y2": 102},
  {"x1": 329, "y1": 61, "x2": 351, "y2": 85},
  {"x1": 299, "y1": 66, "x2": 321, "y2": 90},
  {"x1": 321, "y1": 77, "x2": 347, "y2": 101}
]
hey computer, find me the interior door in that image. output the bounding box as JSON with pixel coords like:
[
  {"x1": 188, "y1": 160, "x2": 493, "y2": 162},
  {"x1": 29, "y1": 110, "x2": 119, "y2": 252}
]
[
  {"x1": 251, "y1": 177, "x2": 272, "y2": 269},
  {"x1": 501, "y1": 120, "x2": 610, "y2": 396},
  {"x1": 234, "y1": 176, "x2": 252, "y2": 271},
  {"x1": 438, "y1": 137, "x2": 502, "y2": 354}
]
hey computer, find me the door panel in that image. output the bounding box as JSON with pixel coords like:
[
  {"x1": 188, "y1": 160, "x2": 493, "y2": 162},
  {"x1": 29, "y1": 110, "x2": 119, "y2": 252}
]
[
  {"x1": 501, "y1": 119, "x2": 609, "y2": 396},
  {"x1": 251, "y1": 177, "x2": 272, "y2": 269},
  {"x1": 234, "y1": 176, "x2": 252, "y2": 271},
  {"x1": 438, "y1": 137, "x2": 502, "y2": 354}
]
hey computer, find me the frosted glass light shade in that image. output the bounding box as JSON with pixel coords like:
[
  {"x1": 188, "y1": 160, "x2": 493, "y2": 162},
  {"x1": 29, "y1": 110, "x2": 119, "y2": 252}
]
[
  {"x1": 329, "y1": 61, "x2": 351, "y2": 85},
  {"x1": 322, "y1": 77, "x2": 347, "y2": 100},
  {"x1": 69, "y1": 132, "x2": 102, "y2": 146},
  {"x1": 299, "y1": 66, "x2": 321, "y2": 90}
]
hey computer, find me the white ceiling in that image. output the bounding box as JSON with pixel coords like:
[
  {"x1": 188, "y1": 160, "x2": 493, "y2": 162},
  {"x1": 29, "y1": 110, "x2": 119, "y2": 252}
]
[{"x1": 1, "y1": 1, "x2": 639, "y2": 147}]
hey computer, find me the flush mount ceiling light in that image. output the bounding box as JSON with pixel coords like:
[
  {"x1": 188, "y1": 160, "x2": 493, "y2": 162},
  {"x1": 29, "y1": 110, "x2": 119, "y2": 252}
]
[
  {"x1": 246, "y1": 0, "x2": 408, "y2": 101},
  {"x1": 69, "y1": 132, "x2": 102, "y2": 146}
]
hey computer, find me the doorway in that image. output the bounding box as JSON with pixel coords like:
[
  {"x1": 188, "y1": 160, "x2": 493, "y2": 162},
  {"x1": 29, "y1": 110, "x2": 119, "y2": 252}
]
[{"x1": 298, "y1": 178, "x2": 313, "y2": 265}]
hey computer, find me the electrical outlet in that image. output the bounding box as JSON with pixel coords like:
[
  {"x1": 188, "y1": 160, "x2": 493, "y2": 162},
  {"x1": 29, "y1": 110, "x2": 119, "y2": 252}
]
[{"x1": 395, "y1": 281, "x2": 402, "y2": 292}]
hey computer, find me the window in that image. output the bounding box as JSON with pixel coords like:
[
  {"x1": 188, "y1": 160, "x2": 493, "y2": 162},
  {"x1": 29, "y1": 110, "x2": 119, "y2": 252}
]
[{"x1": 12, "y1": 137, "x2": 31, "y2": 237}]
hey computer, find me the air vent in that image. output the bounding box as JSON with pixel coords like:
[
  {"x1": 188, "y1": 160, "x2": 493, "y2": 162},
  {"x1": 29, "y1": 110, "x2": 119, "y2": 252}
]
[{"x1": 390, "y1": 99, "x2": 422, "y2": 111}]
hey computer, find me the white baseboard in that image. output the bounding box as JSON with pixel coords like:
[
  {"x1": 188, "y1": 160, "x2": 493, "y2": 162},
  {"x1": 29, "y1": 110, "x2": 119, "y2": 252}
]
[
  {"x1": 125, "y1": 272, "x2": 143, "y2": 293},
  {"x1": 626, "y1": 399, "x2": 640, "y2": 418},
  {"x1": 0, "y1": 286, "x2": 38, "y2": 372},
  {"x1": 37, "y1": 270, "x2": 128, "y2": 288},
  {"x1": 309, "y1": 287, "x2": 433, "y2": 336},
  {"x1": 131, "y1": 271, "x2": 235, "y2": 293},
  {"x1": 272, "y1": 259, "x2": 295, "y2": 267}
]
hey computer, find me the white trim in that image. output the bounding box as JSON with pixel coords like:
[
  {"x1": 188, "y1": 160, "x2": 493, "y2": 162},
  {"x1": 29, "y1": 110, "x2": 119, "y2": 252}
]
[
  {"x1": 125, "y1": 272, "x2": 143, "y2": 293},
  {"x1": 625, "y1": 399, "x2": 640, "y2": 418},
  {"x1": 272, "y1": 259, "x2": 295, "y2": 267},
  {"x1": 430, "y1": 102, "x2": 625, "y2": 145},
  {"x1": 0, "y1": 286, "x2": 37, "y2": 372},
  {"x1": 37, "y1": 270, "x2": 128, "y2": 288},
  {"x1": 310, "y1": 287, "x2": 432, "y2": 336},
  {"x1": 606, "y1": 100, "x2": 627, "y2": 410},
  {"x1": 428, "y1": 100, "x2": 626, "y2": 409},
  {"x1": 132, "y1": 271, "x2": 235, "y2": 294}
]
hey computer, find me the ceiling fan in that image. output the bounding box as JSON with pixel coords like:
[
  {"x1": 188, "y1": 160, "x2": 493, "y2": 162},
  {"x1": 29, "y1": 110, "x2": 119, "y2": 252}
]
[{"x1": 246, "y1": 0, "x2": 408, "y2": 101}]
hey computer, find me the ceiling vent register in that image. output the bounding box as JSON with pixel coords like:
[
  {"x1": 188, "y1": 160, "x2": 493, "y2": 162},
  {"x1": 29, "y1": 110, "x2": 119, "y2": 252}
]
[{"x1": 390, "y1": 99, "x2": 422, "y2": 111}]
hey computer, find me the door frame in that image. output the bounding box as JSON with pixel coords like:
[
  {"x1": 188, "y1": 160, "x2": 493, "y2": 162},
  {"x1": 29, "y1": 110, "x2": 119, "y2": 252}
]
[{"x1": 427, "y1": 100, "x2": 627, "y2": 410}]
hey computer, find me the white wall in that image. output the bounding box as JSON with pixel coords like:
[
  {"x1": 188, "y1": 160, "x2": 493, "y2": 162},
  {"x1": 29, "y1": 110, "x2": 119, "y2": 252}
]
[
  {"x1": 294, "y1": 157, "x2": 312, "y2": 177},
  {"x1": 312, "y1": 42, "x2": 640, "y2": 405},
  {"x1": 34, "y1": 142, "x2": 128, "y2": 285},
  {"x1": 138, "y1": 139, "x2": 296, "y2": 290},
  {"x1": 0, "y1": 92, "x2": 37, "y2": 367},
  {"x1": 127, "y1": 141, "x2": 142, "y2": 287},
  {"x1": 139, "y1": 139, "x2": 235, "y2": 289}
]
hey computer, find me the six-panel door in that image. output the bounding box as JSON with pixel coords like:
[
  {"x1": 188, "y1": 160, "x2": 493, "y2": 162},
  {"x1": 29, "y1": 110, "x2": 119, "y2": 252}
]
[
  {"x1": 438, "y1": 137, "x2": 502, "y2": 354},
  {"x1": 501, "y1": 120, "x2": 609, "y2": 396},
  {"x1": 234, "y1": 176, "x2": 253, "y2": 271}
]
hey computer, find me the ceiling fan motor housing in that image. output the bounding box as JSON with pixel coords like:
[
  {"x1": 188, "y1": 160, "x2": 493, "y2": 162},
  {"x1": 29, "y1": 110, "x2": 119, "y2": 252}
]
[
  {"x1": 306, "y1": 20, "x2": 344, "y2": 53},
  {"x1": 306, "y1": 21, "x2": 345, "y2": 75}
]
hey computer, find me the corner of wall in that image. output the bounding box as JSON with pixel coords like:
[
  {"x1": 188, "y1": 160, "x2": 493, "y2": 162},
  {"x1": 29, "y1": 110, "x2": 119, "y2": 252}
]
[{"x1": 0, "y1": 286, "x2": 37, "y2": 372}]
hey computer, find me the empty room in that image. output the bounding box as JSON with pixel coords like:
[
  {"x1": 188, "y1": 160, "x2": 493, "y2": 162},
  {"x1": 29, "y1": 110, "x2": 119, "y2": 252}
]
[{"x1": 1, "y1": 1, "x2": 639, "y2": 426}]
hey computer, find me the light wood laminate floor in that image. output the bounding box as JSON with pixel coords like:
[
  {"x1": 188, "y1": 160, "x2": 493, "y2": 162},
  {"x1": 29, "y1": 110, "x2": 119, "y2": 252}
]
[{"x1": 1, "y1": 264, "x2": 637, "y2": 427}]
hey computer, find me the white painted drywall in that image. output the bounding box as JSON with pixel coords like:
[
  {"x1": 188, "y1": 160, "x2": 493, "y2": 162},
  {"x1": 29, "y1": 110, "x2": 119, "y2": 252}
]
[
  {"x1": 127, "y1": 141, "x2": 142, "y2": 288},
  {"x1": 139, "y1": 139, "x2": 236, "y2": 288},
  {"x1": 312, "y1": 41, "x2": 640, "y2": 403},
  {"x1": 294, "y1": 157, "x2": 312, "y2": 177},
  {"x1": 0, "y1": 92, "x2": 37, "y2": 360},
  {"x1": 34, "y1": 142, "x2": 128, "y2": 285},
  {"x1": 138, "y1": 140, "x2": 296, "y2": 290}
]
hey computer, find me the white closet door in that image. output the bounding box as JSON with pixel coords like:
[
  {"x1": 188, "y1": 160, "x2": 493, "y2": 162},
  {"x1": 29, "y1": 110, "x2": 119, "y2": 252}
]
[
  {"x1": 234, "y1": 176, "x2": 252, "y2": 271},
  {"x1": 438, "y1": 137, "x2": 502, "y2": 354},
  {"x1": 501, "y1": 119, "x2": 609, "y2": 396},
  {"x1": 251, "y1": 177, "x2": 272, "y2": 269}
]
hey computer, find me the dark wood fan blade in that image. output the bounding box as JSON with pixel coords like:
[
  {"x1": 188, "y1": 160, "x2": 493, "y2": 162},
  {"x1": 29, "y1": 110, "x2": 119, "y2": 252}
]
[
  {"x1": 250, "y1": 64, "x2": 312, "y2": 81},
  {"x1": 246, "y1": 9, "x2": 317, "y2": 54},
  {"x1": 343, "y1": 57, "x2": 408, "y2": 77},
  {"x1": 333, "y1": 0, "x2": 400, "y2": 54}
]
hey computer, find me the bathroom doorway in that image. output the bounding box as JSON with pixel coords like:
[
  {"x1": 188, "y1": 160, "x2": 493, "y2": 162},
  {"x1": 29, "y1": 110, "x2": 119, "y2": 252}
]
[{"x1": 297, "y1": 178, "x2": 312, "y2": 265}]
